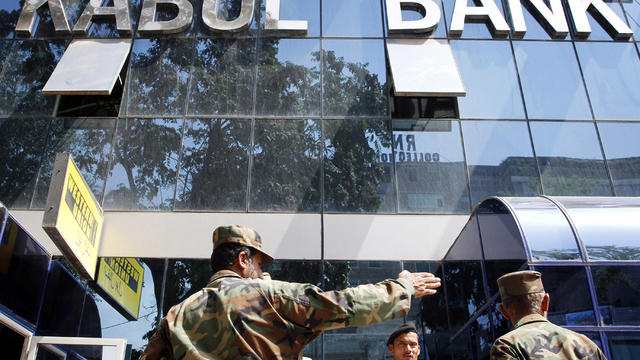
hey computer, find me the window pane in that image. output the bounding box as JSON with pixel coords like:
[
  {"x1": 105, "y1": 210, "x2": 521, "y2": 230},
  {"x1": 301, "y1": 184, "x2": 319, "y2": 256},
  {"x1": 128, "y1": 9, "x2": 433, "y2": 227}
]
[
  {"x1": 103, "y1": 118, "x2": 182, "y2": 211},
  {"x1": 598, "y1": 122, "x2": 640, "y2": 196},
  {"x1": 125, "y1": 38, "x2": 194, "y2": 116},
  {"x1": 250, "y1": 119, "x2": 321, "y2": 211},
  {"x1": 443, "y1": 0, "x2": 509, "y2": 39},
  {"x1": 260, "y1": 0, "x2": 320, "y2": 37},
  {"x1": 536, "y1": 266, "x2": 595, "y2": 326},
  {"x1": 608, "y1": 332, "x2": 640, "y2": 360},
  {"x1": 592, "y1": 266, "x2": 640, "y2": 326},
  {"x1": 176, "y1": 119, "x2": 251, "y2": 211},
  {"x1": 574, "y1": 1, "x2": 627, "y2": 41},
  {"x1": 323, "y1": 119, "x2": 395, "y2": 213},
  {"x1": 530, "y1": 121, "x2": 612, "y2": 196},
  {"x1": 255, "y1": 38, "x2": 321, "y2": 116},
  {"x1": 188, "y1": 38, "x2": 255, "y2": 116},
  {"x1": 389, "y1": 3, "x2": 447, "y2": 38},
  {"x1": 444, "y1": 261, "x2": 486, "y2": 329},
  {"x1": 322, "y1": 0, "x2": 383, "y2": 37},
  {"x1": 462, "y1": 120, "x2": 540, "y2": 206},
  {"x1": 514, "y1": 41, "x2": 591, "y2": 120},
  {"x1": 322, "y1": 39, "x2": 388, "y2": 117},
  {"x1": 163, "y1": 259, "x2": 211, "y2": 316},
  {"x1": 575, "y1": 42, "x2": 640, "y2": 121},
  {"x1": 0, "y1": 1, "x2": 22, "y2": 38},
  {"x1": 394, "y1": 119, "x2": 470, "y2": 213},
  {"x1": 38, "y1": 261, "x2": 86, "y2": 336},
  {"x1": 622, "y1": 0, "x2": 640, "y2": 36},
  {"x1": 451, "y1": 40, "x2": 525, "y2": 119},
  {"x1": 509, "y1": 1, "x2": 569, "y2": 40}
]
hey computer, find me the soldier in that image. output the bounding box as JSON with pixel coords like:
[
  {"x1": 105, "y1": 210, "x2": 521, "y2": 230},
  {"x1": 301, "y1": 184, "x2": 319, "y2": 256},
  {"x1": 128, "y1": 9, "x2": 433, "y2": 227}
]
[
  {"x1": 141, "y1": 224, "x2": 441, "y2": 360},
  {"x1": 387, "y1": 322, "x2": 421, "y2": 360},
  {"x1": 491, "y1": 270, "x2": 606, "y2": 360}
]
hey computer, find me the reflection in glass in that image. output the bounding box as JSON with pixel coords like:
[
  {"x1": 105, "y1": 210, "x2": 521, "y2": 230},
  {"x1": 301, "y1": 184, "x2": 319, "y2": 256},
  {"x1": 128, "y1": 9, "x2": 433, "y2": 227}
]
[
  {"x1": 38, "y1": 261, "x2": 87, "y2": 336},
  {"x1": 443, "y1": 0, "x2": 509, "y2": 39},
  {"x1": 446, "y1": 215, "x2": 482, "y2": 261},
  {"x1": 451, "y1": 40, "x2": 525, "y2": 119},
  {"x1": 622, "y1": 0, "x2": 640, "y2": 36},
  {"x1": 0, "y1": 1, "x2": 22, "y2": 38},
  {"x1": 163, "y1": 259, "x2": 211, "y2": 316},
  {"x1": 176, "y1": 119, "x2": 251, "y2": 211},
  {"x1": 509, "y1": 0, "x2": 568, "y2": 40},
  {"x1": 607, "y1": 332, "x2": 640, "y2": 360},
  {"x1": 394, "y1": 120, "x2": 470, "y2": 213},
  {"x1": 530, "y1": 122, "x2": 612, "y2": 196},
  {"x1": 261, "y1": 0, "x2": 320, "y2": 36},
  {"x1": 444, "y1": 261, "x2": 486, "y2": 329},
  {"x1": 513, "y1": 41, "x2": 591, "y2": 120},
  {"x1": 536, "y1": 266, "x2": 595, "y2": 326},
  {"x1": 575, "y1": 1, "x2": 627, "y2": 41},
  {"x1": 250, "y1": 119, "x2": 321, "y2": 211},
  {"x1": 103, "y1": 118, "x2": 182, "y2": 211},
  {"x1": 188, "y1": 38, "x2": 255, "y2": 116},
  {"x1": 462, "y1": 120, "x2": 539, "y2": 206},
  {"x1": 598, "y1": 122, "x2": 640, "y2": 196},
  {"x1": 323, "y1": 119, "x2": 395, "y2": 213},
  {"x1": 322, "y1": 0, "x2": 383, "y2": 37},
  {"x1": 592, "y1": 266, "x2": 640, "y2": 326}
]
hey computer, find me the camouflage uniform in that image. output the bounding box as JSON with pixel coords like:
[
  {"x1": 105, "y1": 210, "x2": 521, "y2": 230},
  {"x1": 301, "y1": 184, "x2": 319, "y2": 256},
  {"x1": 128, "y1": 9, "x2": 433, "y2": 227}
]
[
  {"x1": 490, "y1": 313, "x2": 606, "y2": 360},
  {"x1": 141, "y1": 269, "x2": 414, "y2": 360}
]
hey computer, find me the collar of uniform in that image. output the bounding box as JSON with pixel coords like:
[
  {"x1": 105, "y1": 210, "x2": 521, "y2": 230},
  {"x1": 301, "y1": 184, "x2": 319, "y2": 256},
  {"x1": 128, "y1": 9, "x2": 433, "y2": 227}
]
[
  {"x1": 515, "y1": 313, "x2": 548, "y2": 328},
  {"x1": 207, "y1": 269, "x2": 242, "y2": 285}
]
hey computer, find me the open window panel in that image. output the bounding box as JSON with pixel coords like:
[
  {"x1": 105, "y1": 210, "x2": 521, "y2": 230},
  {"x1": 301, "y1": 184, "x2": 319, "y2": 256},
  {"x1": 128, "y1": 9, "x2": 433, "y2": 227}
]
[{"x1": 24, "y1": 336, "x2": 127, "y2": 360}]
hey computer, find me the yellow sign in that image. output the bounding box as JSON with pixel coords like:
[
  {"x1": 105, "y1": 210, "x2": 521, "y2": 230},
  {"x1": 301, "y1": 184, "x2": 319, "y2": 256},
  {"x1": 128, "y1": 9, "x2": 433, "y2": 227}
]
[
  {"x1": 43, "y1": 153, "x2": 104, "y2": 280},
  {"x1": 95, "y1": 257, "x2": 144, "y2": 320}
]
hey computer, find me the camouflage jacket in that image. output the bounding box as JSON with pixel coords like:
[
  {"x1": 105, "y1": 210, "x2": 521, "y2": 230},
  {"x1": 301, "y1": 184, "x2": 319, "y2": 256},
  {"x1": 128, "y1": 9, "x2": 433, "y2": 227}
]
[
  {"x1": 141, "y1": 269, "x2": 414, "y2": 360},
  {"x1": 490, "y1": 314, "x2": 607, "y2": 360}
]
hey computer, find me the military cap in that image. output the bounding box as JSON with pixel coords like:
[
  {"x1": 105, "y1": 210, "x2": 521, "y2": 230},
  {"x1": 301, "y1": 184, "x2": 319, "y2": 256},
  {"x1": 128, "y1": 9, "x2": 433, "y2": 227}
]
[
  {"x1": 212, "y1": 225, "x2": 274, "y2": 264},
  {"x1": 497, "y1": 270, "x2": 545, "y2": 301},
  {"x1": 387, "y1": 322, "x2": 418, "y2": 345}
]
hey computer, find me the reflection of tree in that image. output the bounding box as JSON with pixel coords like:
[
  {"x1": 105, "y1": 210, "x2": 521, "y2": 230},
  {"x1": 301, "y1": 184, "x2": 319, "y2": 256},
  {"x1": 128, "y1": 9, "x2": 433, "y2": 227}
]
[
  {"x1": 443, "y1": 261, "x2": 486, "y2": 329},
  {"x1": 587, "y1": 246, "x2": 640, "y2": 261},
  {"x1": 0, "y1": 1, "x2": 21, "y2": 38},
  {"x1": 531, "y1": 249, "x2": 580, "y2": 261}
]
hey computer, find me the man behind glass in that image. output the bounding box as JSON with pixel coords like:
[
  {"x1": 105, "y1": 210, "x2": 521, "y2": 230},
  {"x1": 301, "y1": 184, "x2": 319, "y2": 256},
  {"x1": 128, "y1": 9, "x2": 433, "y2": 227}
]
[
  {"x1": 387, "y1": 322, "x2": 421, "y2": 360},
  {"x1": 141, "y1": 224, "x2": 441, "y2": 359},
  {"x1": 491, "y1": 270, "x2": 606, "y2": 360}
]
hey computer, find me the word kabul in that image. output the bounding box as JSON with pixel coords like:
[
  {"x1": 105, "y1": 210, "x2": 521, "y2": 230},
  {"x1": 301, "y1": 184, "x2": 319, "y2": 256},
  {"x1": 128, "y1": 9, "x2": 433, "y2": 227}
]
[{"x1": 15, "y1": 0, "x2": 633, "y2": 39}]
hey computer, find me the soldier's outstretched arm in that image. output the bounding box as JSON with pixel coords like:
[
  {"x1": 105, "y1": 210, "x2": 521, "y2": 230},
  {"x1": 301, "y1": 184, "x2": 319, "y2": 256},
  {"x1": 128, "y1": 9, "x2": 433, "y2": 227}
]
[{"x1": 398, "y1": 270, "x2": 441, "y2": 298}]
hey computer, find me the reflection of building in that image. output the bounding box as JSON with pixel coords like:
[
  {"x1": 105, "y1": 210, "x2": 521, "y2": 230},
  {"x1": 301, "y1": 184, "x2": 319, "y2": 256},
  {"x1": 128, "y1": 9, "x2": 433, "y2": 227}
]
[{"x1": 1, "y1": 0, "x2": 640, "y2": 359}]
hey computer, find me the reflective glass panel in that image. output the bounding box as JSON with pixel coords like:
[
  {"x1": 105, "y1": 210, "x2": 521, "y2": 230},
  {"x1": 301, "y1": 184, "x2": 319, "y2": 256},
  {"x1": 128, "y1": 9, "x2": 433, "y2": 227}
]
[
  {"x1": 194, "y1": 0, "x2": 260, "y2": 36},
  {"x1": 0, "y1": 324, "x2": 24, "y2": 360},
  {"x1": 592, "y1": 266, "x2": 640, "y2": 325},
  {"x1": 513, "y1": 41, "x2": 591, "y2": 120},
  {"x1": 622, "y1": 0, "x2": 640, "y2": 36},
  {"x1": 322, "y1": 0, "x2": 383, "y2": 37},
  {"x1": 536, "y1": 266, "x2": 595, "y2": 326},
  {"x1": 188, "y1": 38, "x2": 255, "y2": 116},
  {"x1": 445, "y1": 214, "x2": 482, "y2": 261},
  {"x1": 574, "y1": 1, "x2": 628, "y2": 41},
  {"x1": 0, "y1": 1, "x2": 22, "y2": 38},
  {"x1": 598, "y1": 122, "x2": 640, "y2": 196},
  {"x1": 608, "y1": 332, "x2": 640, "y2": 360},
  {"x1": 260, "y1": 0, "x2": 320, "y2": 37},
  {"x1": 575, "y1": 42, "x2": 640, "y2": 121},
  {"x1": 255, "y1": 38, "x2": 321, "y2": 116},
  {"x1": 386, "y1": 2, "x2": 448, "y2": 38},
  {"x1": 462, "y1": 120, "x2": 540, "y2": 206},
  {"x1": 25, "y1": 0, "x2": 85, "y2": 38},
  {"x1": 176, "y1": 119, "x2": 251, "y2": 211},
  {"x1": 393, "y1": 119, "x2": 470, "y2": 213},
  {"x1": 530, "y1": 121, "x2": 612, "y2": 196},
  {"x1": 509, "y1": 0, "x2": 570, "y2": 40},
  {"x1": 250, "y1": 119, "x2": 321, "y2": 212},
  {"x1": 80, "y1": 0, "x2": 142, "y2": 38},
  {"x1": 103, "y1": 118, "x2": 182, "y2": 211},
  {"x1": 443, "y1": 260, "x2": 486, "y2": 328},
  {"x1": 37, "y1": 261, "x2": 86, "y2": 336},
  {"x1": 322, "y1": 39, "x2": 388, "y2": 117},
  {"x1": 323, "y1": 119, "x2": 395, "y2": 213},
  {"x1": 163, "y1": 259, "x2": 211, "y2": 316},
  {"x1": 125, "y1": 38, "x2": 194, "y2": 116},
  {"x1": 443, "y1": 0, "x2": 509, "y2": 39},
  {"x1": 33, "y1": 118, "x2": 116, "y2": 209},
  {"x1": 451, "y1": 40, "x2": 525, "y2": 119}
]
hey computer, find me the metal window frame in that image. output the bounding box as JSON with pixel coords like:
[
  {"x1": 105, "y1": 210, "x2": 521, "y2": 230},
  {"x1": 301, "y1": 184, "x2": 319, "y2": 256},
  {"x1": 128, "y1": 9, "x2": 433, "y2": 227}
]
[{"x1": 24, "y1": 336, "x2": 127, "y2": 360}]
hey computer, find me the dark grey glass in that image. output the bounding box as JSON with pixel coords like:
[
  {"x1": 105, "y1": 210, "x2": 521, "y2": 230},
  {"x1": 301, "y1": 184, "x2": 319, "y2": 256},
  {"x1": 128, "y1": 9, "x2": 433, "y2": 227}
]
[
  {"x1": 0, "y1": 119, "x2": 49, "y2": 208},
  {"x1": 322, "y1": 39, "x2": 388, "y2": 117},
  {"x1": 0, "y1": 1, "x2": 22, "y2": 38},
  {"x1": 33, "y1": 118, "x2": 116, "y2": 209},
  {"x1": 607, "y1": 332, "x2": 640, "y2": 360},
  {"x1": 451, "y1": 40, "x2": 525, "y2": 119},
  {"x1": 38, "y1": 261, "x2": 87, "y2": 336},
  {"x1": 575, "y1": 42, "x2": 640, "y2": 121},
  {"x1": 250, "y1": 119, "x2": 321, "y2": 211},
  {"x1": 188, "y1": 38, "x2": 255, "y2": 116},
  {"x1": 462, "y1": 120, "x2": 540, "y2": 206},
  {"x1": 0, "y1": 40, "x2": 65, "y2": 116},
  {"x1": 103, "y1": 118, "x2": 182, "y2": 211},
  {"x1": 443, "y1": 0, "x2": 509, "y2": 39},
  {"x1": 163, "y1": 259, "x2": 211, "y2": 316},
  {"x1": 176, "y1": 118, "x2": 251, "y2": 211},
  {"x1": 592, "y1": 266, "x2": 640, "y2": 325},
  {"x1": 536, "y1": 266, "x2": 595, "y2": 326},
  {"x1": 530, "y1": 121, "x2": 612, "y2": 196},
  {"x1": 125, "y1": 38, "x2": 194, "y2": 116},
  {"x1": 598, "y1": 122, "x2": 640, "y2": 196},
  {"x1": 259, "y1": 0, "x2": 320, "y2": 37},
  {"x1": 444, "y1": 260, "x2": 486, "y2": 328},
  {"x1": 323, "y1": 119, "x2": 395, "y2": 213},
  {"x1": 445, "y1": 214, "x2": 482, "y2": 260},
  {"x1": 513, "y1": 41, "x2": 591, "y2": 120},
  {"x1": 573, "y1": 1, "x2": 627, "y2": 41},
  {"x1": 322, "y1": 0, "x2": 383, "y2": 37},
  {"x1": 393, "y1": 119, "x2": 470, "y2": 213},
  {"x1": 255, "y1": 38, "x2": 321, "y2": 116}
]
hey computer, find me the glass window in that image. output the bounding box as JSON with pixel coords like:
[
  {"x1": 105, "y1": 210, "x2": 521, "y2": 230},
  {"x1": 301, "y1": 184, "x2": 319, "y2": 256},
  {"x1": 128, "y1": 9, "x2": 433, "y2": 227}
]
[
  {"x1": 322, "y1": 0, "x2": 383, "y2": 37},
  {"x1": 250, "y1": 119, "x2": 321, "y2": 211},
  {"x1": 386, "y1": 1, "x2": 448, "y2": 38},
  {"x1": 443, "y1": 0, "x2": 509, "y2": 39},
  {"x1": 322, "y1": 39, "x2": 388, "y2": 117},
  {"x1": 513, "y1": 41, "x2": 591, "y2": 120},
  {"x1": 575, "y1": 42, "x2": 640, "y2": 121},
  {"x1": 445, "y1": 214, "x2": 482, "y2": 261},
  {"x1": 443, "y1": 261, "x2": 487, "y2": 328},
  {"x1": 598, "y1": 122, "x2": 640, "y2": 196},
  {"x1": 37, "y1": 261, "x2": 87, "y2": 336},
  {"x1": 622, "y1": 0, "x2": 640, "y2": 36},
  {"x1": 574, "y1": 1, "x2": 628, "y2": 41},
  {"x1": 607, "y1": 332, "x2": 640, "y2": 360},
  {"x1": 462, "y1": 120, "x2": 540, "y2": 206},
  {"x1": 176, "y1": 118, "x2": 251, "y2": 211},
  {"x1": 394, "y1": 119, "x2": 470, "y2": 213},
  {"x1": 451, "y1": 40, "x2": 525, "y2": 119},
  {"x1": 125, "y1": 38, "x2": 194, "y2": 116},
  {"x1": 79, "y1": 0, "x2": 142, "y2": 38},
  {"x1": 536, "y1": 266, "x2": 595, "y2": 326},
  {"x1": 530, "y1": 121, "x2": 612, "y2": 196},
  {"x1": 323, "y1": 119, "x2": 395, "y2": 213},
  {"x1": 188, "y1": 38, "x2": 256, "y2": 116},
  {"x1": 592, "y1": 266, "x2": 640, "y2": 326},
  {"x1": 255, "y1": 38, "x2": 321, "y2": 116},
  {"x1": 260, "y1": 0, "x2": 320, "y2": 37},
  {"x1": 103, "y1": 118, "x2": 182, "y2": 211},
  {"x1": 162, "y1": 259, "x2": 211, "y2": 316},
  {"x1": 0, "y1": 1, "x2": 23, "y2": 38},
  {"x1": 507, "y1": 0, "x2": 570, "y2": 40}
]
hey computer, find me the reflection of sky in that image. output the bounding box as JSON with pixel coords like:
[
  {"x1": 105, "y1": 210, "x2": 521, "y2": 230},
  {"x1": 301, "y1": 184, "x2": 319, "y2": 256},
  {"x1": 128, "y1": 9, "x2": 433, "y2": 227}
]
[
  {"x1": 0, "y1": 2, "x2": 20, "y2": 12},
  {"x1": 322, "y1": 0, "x2": 383, "y2": 37},
  {"x1": 598, "y1": 122, "x2": 640, "y2": 160},
  {"x1": 462, "y1": 121, "x2": 533, "y2": 166},
  {"x1": 530, "y1": 122, "x2": 602, "y2": 160},
  {"x1": 279, "y1": 0, "x2": 320, "y2": 36},
  {"x1": 322, "y1": 39, "x2": 386, "y2": 83},
  {"x1": 269, "y1": 39, "x2": 320, "y2": 68}
]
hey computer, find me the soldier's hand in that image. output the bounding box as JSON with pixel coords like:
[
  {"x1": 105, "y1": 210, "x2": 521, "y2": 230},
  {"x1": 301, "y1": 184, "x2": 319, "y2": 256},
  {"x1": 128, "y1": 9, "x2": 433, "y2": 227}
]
[{"x1": 398, "y1": 270, "x2": 441, "y2": 298}]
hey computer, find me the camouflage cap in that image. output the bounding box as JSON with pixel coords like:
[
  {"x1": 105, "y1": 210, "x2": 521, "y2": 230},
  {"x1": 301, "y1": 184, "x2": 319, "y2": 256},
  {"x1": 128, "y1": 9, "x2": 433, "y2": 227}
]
[
  {"x1": 212, "y1": 225, "x2": 274, "y2": 264},
  {"x1": 497, "y1": 270, "x2": 545, "y2": 301}
]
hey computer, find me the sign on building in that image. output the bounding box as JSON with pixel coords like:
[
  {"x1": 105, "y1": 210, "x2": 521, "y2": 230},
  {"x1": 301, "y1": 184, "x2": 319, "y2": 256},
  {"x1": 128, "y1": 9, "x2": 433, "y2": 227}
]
[{"x1": 94, "y1": 257, "x2": 144, "y2": 320}]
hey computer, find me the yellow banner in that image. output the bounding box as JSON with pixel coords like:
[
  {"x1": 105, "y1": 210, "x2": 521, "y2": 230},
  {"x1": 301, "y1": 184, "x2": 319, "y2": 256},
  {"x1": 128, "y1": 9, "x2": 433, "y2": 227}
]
[{"x1": 96, "y1": 257, "x2": 144, "y2": 319}]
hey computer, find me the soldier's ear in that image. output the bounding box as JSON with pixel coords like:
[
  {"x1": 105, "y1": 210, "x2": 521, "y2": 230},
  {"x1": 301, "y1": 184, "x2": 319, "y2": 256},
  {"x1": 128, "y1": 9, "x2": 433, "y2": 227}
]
[
  {"x1": 498, "y1": 303, "x2": 511, "y2": 320},
  {"x1": 541, "y1": 293, "x2": 550, "y2": 312}
]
